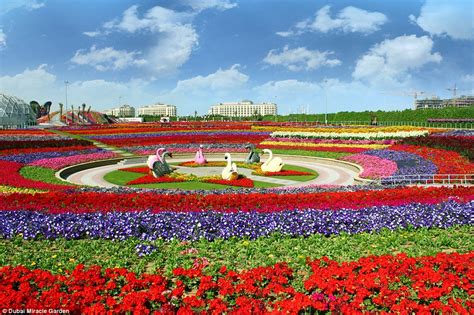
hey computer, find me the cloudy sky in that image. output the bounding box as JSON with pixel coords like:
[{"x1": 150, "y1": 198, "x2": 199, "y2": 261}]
[{"x1": 0, "y1": 0, "x2": 473, "y2": 115}]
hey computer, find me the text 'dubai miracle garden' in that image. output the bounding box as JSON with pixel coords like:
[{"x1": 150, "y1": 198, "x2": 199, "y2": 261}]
[{"x1": 0, "y1": 120, "x2": 473, "y2": 314}]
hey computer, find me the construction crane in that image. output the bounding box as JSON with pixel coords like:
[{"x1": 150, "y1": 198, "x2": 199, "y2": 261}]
[
  {"x1": 381, "y1": 90, "x2": 426, "y2": 109},
  {"x1": 446, "y1": 84, "x2": 472, "y2": 107}
]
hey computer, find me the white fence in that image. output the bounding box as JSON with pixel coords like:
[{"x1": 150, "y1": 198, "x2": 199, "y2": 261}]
[{"x1": 379, "y1": 174, "x2": 474, "y2": 185}]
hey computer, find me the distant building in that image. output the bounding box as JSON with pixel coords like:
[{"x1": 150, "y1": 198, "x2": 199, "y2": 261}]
[
  {"x1": 442, "y1": 95, "x2": 474, "y2": 108},
  {"x1": 209, "y1": 100, "x2": 277, "y2": 117},
  {"x1": 415, "y1": 95, "x2": 473, "y2": 109},
  {"x1": 103, "y1": 104, "x2": 135, "y2": 117},
  {"x1": 138, "y1": 103, "x2": 177, "y2": 117},
  {"x1": 415, "y1": 97, "x2": 444, "y2": 109}
]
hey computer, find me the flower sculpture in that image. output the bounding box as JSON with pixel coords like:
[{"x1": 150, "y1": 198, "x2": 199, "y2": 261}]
[
  {"x1": 245, "y1": 143, "x2": 260, "y2": 164},
  {"x1": 261, "y1": 149, "x2": 284, "y2": 173},
  {"x1": 222, "y1": 153, "x2": 239, "y2": 180},
  {"x1": 194, "y1": 145, "x2": 207, "y2": 165},
  {"x1": 147, "y1": 147, "x2": 173, "y2": 178}
]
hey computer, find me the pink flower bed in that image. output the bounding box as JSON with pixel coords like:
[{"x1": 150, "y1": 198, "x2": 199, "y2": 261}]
[
  {"x1": 341, "y1": 154, "x2": 398, "y2": 179},
  {"x1": 29, "y1": 152, "x2": 119, "y2": 170}
]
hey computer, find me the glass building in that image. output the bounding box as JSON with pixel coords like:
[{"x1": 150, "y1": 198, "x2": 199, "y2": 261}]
[{"x1": 0, "y1": 93, "x2": 36, "y2": 128}]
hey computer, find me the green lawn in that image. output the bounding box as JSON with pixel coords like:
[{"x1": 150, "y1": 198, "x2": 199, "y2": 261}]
[
  {"x1": 103, "y1": 170, "x2": 143, "y2": 186},
  {"x1": 20, "y1": 166, "x2": 74, "y2": 186}
]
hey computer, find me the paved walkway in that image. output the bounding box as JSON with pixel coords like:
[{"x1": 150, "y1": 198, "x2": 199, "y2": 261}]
[
  {"x1": 48, "y1": 129, "x2": 136, "y2": 157},
  {"x1": 65, "y1": 156, "x2": 361, "y2": 188}
]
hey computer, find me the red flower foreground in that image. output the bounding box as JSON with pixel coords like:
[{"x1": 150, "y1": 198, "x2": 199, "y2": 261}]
[
  {"x1": 1, "y1": 186, "x2": 472, "y2": 213},
  {"x1": 0, "y1": 252, "x2": 472, "y2": 314}
]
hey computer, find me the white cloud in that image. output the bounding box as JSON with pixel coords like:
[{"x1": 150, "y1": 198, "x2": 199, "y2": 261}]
[
  {"x1": 146, "y1": 24, "x2": 198, "y2": 74},
  {"x1": 353, "y1": 35, "x2": 442, "y2": 85},
  {"x1": 71, "y1": 46, "x2": 147, "y2": 71},
  {"x1": 409, "y1": 0, "x2": 474, "y2": 40},
  {"x1": 0, "y1": 0, "x2": 44, "y2": 14},
  {"x1": 275, "y1": 31, "x2": 293, "y2": 37},
  {"x1": 181, "y1": 0, "x2": 237, "y2": 12},
  {"x1": 172, "y1": 64, "x2": 249, "y2": 94},
  {"x1": 0, "y1": 64, "x2": 57, "y2": 101},
  {"x1": 83, "y1": 31, "x2": 102, "y2": 38},
  {"x1": 285, "y1": 5, "x2": 387, "y2": 36},
  {"x1": 263, "y1": 46, "x2": 341, "y2": 71},
  {"x1": 462, "y1": 74, "x2": 474, "y2": 82},
  {"x1": 255, "y1": 78, "x2": 410, "y2": 114},
  {"x1": 0, "y1": 29, "x2": 6, "y2": 49},
  {"x1": 84, "y1": 5, "x2": 198, "y2": 74},
  {"x1": 0, "y1": 65, "x2": 154, "y2": 110}
]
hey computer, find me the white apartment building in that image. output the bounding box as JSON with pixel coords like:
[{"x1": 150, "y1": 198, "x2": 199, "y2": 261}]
[
  {"x1": 209, "y1": 100, "x2": 277, "y2": 117},
  {"x1": 138, "y1": 103, "x2": 177, "y2": 117},
  {"x1": 103, "y1": 104, "x2": 135, "y2": 117}
]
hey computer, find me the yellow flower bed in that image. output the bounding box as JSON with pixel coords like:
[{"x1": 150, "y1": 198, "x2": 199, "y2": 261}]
[
  {"x1": 260, "y1": 141, "x2": 389, "y2": 149},
  {"x1": 0, "y1": 185, "x2": 45, "y2": 194}
]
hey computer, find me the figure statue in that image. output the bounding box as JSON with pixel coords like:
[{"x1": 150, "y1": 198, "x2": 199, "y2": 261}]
[
  {"x1": 194, "y1": 145, "x2": 207, "y2": 164},
  {"x1": 30, "y1": 101, "x2": 52, "y2": 119},
  {"x1": 245, "y1": 144, "x2": 260, "y2": 164},
  {"x1": 260, "y1": 149, "x2": 284, "y2": 173},
  {"x1": 222, "y1": 153, "x2": 239, "y2": 180},
  {"x1": 147, "y1": 148, "x2": 173, "y2": 178}
]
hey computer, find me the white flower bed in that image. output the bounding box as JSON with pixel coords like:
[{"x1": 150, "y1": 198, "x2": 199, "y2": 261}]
[{"x1": 271, "y1": 130, "x2": 429, "y2": 140}]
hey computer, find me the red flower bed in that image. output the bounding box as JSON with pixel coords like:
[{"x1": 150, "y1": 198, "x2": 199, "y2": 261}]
[
  {"x1": 206, "y1": 177, "x2": 254, "y2": 188},
  {"x1": 401, "y1": 135, "x2": 474, "y2": 161},
  {"x1": 259, "y1": 170, "x2": 313, "y2": 176},
  {"x1": 0, "y1": 161, "x2": 73, "y2": 191},
  {"x1": 1, "y1": 186, "x2": 472, "y2": 213},
  {"x1": 120, "y1": 167, "x2": 254, "y2": 187},
  {"x1": 119, "y1": 166, "x2": 150, "y2": 174},
  {"x1": 127, "y1": 175, "x2": 184, "y2": 185},
  {"x1": 0, "y1": 252, "x2": 471, "y2": 314},
  {"x1": 67, "y1": 123, "x2": 254, "y2": 135},
  {"x1": 0, "y1": 139, "x2": 91, "y2": 150},
  {"x1": 0, "y1": 145, "x2": 96, "y2": 155},
  {"x1": 99, "y1": 134, "x2": 268, "y2": 147},
  {"x1": 0, "y1": 130, "x2": 54, "y2": 135},
  {"x1": 391, "y1": 144, "x2": 474, "y2": 174}
]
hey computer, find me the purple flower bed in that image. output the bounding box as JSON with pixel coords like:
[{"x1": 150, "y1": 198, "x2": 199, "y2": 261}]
[
  {"x1": 74, "y1": 184, "x2": 391, "y2": 196},
  {"x1": 0, "y1": 148, "x2": 105, "y2": 164},
  {"x1": 87, "y1": 131, "x2": 271, "y2": 140},
  {"x1": 363, "y1": 149, "x2": 437, "y2": 176},
  {"x1": 0, "y1": 135, "x2": 69, "y2": 141},
  {"x1": 433, "y1": 130, "x2": 474, "y2": 137},
  {"x1": 1, "y1": 201, "x2": 471, "y2": 241}
]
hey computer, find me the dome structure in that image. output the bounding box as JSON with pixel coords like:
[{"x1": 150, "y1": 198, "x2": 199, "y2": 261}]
[{"x1": 0, "y1": 93, "x2": 36, "y2": 128}]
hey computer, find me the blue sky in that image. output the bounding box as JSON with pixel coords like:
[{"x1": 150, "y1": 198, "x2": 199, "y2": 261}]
[{"x1": 0, "y1": 0, "x2": 473, "y2": 115}]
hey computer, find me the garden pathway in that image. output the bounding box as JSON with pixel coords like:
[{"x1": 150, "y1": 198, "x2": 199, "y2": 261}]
[{"x1": 65, "y1": 156, "x2": 360, "y2": 187}]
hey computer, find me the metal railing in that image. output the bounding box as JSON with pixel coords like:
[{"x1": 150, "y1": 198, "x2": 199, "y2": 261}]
[
  {"x1": 327, "y1": 121, "x2": 474, "y2": 129},
  {"x1": 379, "y1": 174, "x2": 474, "y2": 185}
]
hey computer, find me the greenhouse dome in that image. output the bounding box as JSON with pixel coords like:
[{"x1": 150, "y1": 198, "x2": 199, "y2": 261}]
[{"x1": 0, "y1": 93, "x2": 36, "y2": 128}]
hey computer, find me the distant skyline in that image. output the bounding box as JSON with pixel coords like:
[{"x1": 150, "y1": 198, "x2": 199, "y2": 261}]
[{"x1": 0, "y1": 0, "x2": 473, "y2": 115}]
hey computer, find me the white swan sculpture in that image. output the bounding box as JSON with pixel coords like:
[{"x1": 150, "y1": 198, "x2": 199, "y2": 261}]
[
  {"x1": 222, "y1": 153, "x2": 239, "y2": 180},
  {"x1": 261, "y1": 149, "x2": 284, "y2": 173}
]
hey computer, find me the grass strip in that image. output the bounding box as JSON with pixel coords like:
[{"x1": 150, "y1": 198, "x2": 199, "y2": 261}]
[
  {"x1": 20, "y1": 166, "x2": 73, "y2": 186},
  {"x1": 1, "y1": 225, "x2": 471, "y2": 290}
]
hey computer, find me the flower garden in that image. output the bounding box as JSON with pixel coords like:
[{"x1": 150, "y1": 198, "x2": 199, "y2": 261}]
[{"x1": 0, "y1": 122, "x2": 473, "y2": 313}]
